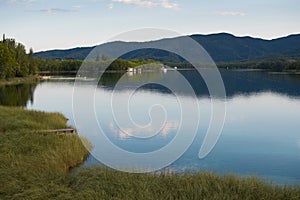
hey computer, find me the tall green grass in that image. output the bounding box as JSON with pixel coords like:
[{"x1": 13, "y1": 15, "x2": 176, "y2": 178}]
[
  {"x1": 1, "y1": 106, "x2": 300, "y2": 199},
  {"x1": 69, "y1": 167, "x2": 300, "y2": 200},
  {"x1": 0, "y1": 105, "x2": 69, "y2": 131},
  {"x1": 0, "y1": 106, "x2": 91, "y2": 199}
]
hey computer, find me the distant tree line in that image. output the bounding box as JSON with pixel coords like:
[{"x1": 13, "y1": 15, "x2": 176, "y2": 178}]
[
  {"x1": 0, "y1": 35, "x2": 37, "y2": 79},
  {"x1": 35, "y1": 59, "x2": 83, "y2": 72},
  {"x1": 35, "y1": 57, "x2": 300, "y2": 73},
  {"x1": 36, "y1": 58, "x2": 160, "y2": 73},
  {"x1": 166, "y1": 59, "x2": 300, "y2": 71},
  {"x1": 218, "y1": 59, "x2": 300, "y2": 71}
]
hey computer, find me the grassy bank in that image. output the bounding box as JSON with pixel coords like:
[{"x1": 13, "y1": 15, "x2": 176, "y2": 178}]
[
  {"x1": 70, "y1": 167, "x2": 300, "y2": 200},
  {"x1": 0, "y1": 75, "x2": 40, "y2": 86},
  {"x1": 1, "y1": 106, "x2": 300, "y2": 199},
  {"x1": 0, "y1": 106, "x2": 91, "y2": 199}
]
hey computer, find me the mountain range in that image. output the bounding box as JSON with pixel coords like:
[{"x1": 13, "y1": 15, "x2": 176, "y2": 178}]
[{"x1": 34, "y1": 33, "x2": 300, "y2": 63}]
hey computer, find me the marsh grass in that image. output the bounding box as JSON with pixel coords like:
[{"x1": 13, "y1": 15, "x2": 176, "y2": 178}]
[
  {"x1": 0, "y1": 76, "x2": 39, "y2": 86},
  {"x1": 67, "y1": 167, "x2": 300, "y2": 200},
  {"x1": 1, "y1": 106, "x2": 300, "y2": 199},
  {"x1": 0, "y1": 106, "x2": 91, "y2": 199}
]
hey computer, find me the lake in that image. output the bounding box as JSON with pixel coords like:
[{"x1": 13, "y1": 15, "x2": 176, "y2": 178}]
[{"x1": 2, "y1": 69, "x2": 300, "y2": 185}]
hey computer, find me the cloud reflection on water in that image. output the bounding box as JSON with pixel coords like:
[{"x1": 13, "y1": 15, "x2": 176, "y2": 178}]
[{"x1": 109, "y1": 120, "x2": 179, "y2": 139}]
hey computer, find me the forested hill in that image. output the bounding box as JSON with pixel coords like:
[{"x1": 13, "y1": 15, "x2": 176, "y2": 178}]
[{"x1": 34, "y1": 33, "x2": 300, "y2": 62}]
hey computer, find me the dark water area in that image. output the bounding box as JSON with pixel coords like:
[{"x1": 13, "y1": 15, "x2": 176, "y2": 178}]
[
  {"x1": 0, "y1": 83, "x2": 36, "y2": 106},
  {"x1": 98, "y1": 69, "x2": 300, "y2": 98}
]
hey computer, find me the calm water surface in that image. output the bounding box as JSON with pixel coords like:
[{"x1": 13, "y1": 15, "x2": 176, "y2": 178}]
[{"x1": 2, "y1": 69, "x2": 300, "y2": 185}]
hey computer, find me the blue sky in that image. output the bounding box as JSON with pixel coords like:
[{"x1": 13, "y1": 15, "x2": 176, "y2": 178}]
[{"x1": 1, "y1": 0, "x2": 299, "y2": 52}]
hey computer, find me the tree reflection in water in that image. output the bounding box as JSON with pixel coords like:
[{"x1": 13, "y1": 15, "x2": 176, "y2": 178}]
[{"x1": 0, "y1": 83, "x2": 37, "y2": 107}]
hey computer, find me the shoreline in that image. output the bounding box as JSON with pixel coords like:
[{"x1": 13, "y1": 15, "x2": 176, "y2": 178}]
[{"x1": 0, "y1": 75, "x2": 40, "y2": 86}]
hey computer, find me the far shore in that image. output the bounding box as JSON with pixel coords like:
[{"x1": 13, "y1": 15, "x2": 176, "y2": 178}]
[{"x1": 1, "y1": 67, "x2": 299, "y2": 87}]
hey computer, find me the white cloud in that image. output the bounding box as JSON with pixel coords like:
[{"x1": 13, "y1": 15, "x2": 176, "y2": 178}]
[
  {"x1": 160, "y1": 0, "x2": 178, "y2": 9},
  {"x1": 40, "y1": 8, "x2": 73, "y2": 14},
  {"x1": 6, "y1": 0, "x2": 36, "y2": 4},
  {"x1": 72, "y1": 5, "x2": 82, "y2": 9},
  {"x1": 29, "y1": 8, "x2": 75, "y2": 14},
  {"x1": 112, "y1": 0, "x2": 154, "y2": 8},
  {"x1": 214, "y1": 11, "x2": 247, "y2": 17},
  {"x1": 112, "y1": 0, "x2": 179, "y2": 10},
  {"x1": 107, "y1": 3, "x2": 114, "y2": 9},
  {"x1": 109, "y1": 121, "x2": 178, "y2": 139}
]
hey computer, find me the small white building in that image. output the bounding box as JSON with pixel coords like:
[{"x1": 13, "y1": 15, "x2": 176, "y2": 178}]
[{"x1": 127, "y1": 68, "x2": 134, "y2": 72}]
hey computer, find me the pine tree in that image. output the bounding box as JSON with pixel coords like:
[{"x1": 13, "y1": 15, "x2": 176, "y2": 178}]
[{"x1": 28, "y1": 48, "x2": 37, "y2": 74}]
